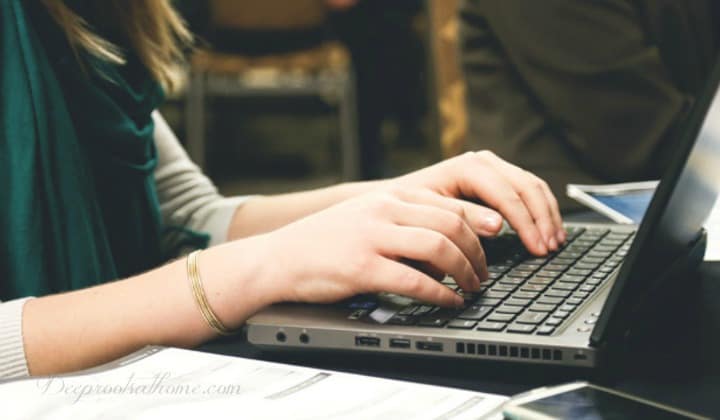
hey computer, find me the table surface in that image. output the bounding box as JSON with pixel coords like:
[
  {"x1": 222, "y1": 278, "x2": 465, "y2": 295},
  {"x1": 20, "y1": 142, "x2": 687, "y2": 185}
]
[{"x1": 200, "y1": 213, "x2": 720, "y2": 418}]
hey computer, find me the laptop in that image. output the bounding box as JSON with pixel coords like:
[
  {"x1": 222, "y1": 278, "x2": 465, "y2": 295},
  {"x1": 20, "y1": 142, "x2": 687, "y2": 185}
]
[{"x1": 246, "y1": 61, "x2": 720, "y2": 368}]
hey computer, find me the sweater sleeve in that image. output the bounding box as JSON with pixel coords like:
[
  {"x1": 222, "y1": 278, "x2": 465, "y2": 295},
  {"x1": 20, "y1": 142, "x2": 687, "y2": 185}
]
[
  {"x1": 0, "y1": 298, "x2": 32, "y2": 379},
  {"x1": 152, "y1": 111, "x2": 251, "y2": 251}
]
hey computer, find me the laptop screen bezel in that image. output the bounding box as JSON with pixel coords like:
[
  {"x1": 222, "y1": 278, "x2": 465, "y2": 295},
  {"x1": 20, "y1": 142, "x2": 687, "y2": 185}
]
[{"x1": 590, "y1": 59, "x2": 720, "y2": 345}]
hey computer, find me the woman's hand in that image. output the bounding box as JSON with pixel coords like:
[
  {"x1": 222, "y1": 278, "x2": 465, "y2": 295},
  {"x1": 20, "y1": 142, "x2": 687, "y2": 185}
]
[
  {"x1": 393, "y1": 151, "x2": 565, "y2": 255},
  {"x1": 258, "y1": 188, "x2": 504, "y2": 308}
]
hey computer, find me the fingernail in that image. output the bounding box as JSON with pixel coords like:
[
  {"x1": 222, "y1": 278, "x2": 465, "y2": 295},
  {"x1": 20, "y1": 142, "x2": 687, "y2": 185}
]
[
  {"x1": 548, "y1": 237, "x2": 558, "y2": 250},
  {"x1": 454, "y1": 295, "x2": 464, "y2": 307},
  {"x1": 558, "y1": 230, "x2": 566, "y2": 243},
  {"x1": 473, "y1": 274, "x2": 482, "y2": 291},
  {"x1": 483, "y1": 215, "x2": 501, "y2": 229},
  {"x1": 537, "y1": 240, "x2": 548, "y2": 254}
]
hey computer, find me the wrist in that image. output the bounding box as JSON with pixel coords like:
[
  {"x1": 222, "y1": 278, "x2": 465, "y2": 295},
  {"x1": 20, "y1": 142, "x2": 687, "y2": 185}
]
[{"x1": 195, "y1": 236, "x2": 280, "y2": 329}]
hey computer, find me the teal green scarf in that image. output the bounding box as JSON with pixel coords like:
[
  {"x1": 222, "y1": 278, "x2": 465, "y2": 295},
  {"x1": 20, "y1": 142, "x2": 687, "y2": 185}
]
[{"x1": 1, "y1": 0, "x2": 194, "y2": 300}]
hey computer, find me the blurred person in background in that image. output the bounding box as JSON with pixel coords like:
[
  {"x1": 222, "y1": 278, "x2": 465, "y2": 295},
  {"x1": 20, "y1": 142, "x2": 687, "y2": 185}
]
[
  {"x1": 461, "y1": 0, "x2": 720, "y2": 210},
  {"x1": 330, "y1": 0, "x2": 428, "y2": 179}
]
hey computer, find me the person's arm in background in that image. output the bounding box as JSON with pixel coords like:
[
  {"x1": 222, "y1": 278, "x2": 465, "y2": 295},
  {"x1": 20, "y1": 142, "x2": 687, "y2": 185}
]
[{"x1": 460, "y1": 0, "x2": 703, "y2": 209}]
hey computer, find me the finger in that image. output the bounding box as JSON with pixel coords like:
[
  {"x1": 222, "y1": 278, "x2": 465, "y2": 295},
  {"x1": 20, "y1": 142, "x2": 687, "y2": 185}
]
[
  {"x1": 368, "y1": 258, "x2": 464, "y2": 307},
  {"x1": 393, "y1": 188, "x2": 503, "y2": 236},
  {"x1": 454, "y1": 155, "x2": 548, "y2": 255},
  {"x1": 387, "y1": 200, "x2": 487, "y2": 285},
  {"x1": 534, "y1": 174, "x2": 566, "y2": 243},
  {"x1": 401, "y1": 259, "x2": 446, "y2": 281},
  {"x1": 480, "y1": 156, "x2": 560, "y2": 251},
  {"x1": 377, "y1": 224, "x2": 481, "y2": 292}
]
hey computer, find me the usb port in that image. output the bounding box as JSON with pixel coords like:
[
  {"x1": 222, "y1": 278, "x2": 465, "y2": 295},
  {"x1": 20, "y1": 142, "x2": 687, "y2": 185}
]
[
  {"x1": 389, "y1": 338, "x2": 411, "y2": 349},
  {"x1": 416, "y1": 341, "x2": 443, "y2": 352},
  {"x1": 355, "y1": 336, "x2": 381, "y2": 347}
]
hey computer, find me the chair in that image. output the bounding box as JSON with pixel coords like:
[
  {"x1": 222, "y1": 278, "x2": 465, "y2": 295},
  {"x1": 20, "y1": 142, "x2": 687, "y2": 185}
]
[
  {"x1": 185, "y1": 0, "x2": 359, "y2": 180},
  {"x1": 426, "y1": 0, "x2": 467, "y2": 158}
]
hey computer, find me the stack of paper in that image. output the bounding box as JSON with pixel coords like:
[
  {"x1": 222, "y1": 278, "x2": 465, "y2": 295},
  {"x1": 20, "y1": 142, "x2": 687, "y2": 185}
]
[{"x1": 0, "y1": 347, "x2": 508, "y2": 419}]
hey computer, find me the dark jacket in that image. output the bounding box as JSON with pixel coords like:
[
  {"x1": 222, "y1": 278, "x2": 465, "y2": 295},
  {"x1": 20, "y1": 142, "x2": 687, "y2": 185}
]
[{"x1": 461, "y1": 0, "x2": 720, "y2": 209}]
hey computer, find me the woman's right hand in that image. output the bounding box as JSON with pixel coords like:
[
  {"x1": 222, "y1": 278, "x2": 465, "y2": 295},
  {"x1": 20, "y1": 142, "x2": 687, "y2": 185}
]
[{"x1": 254, "y1": 188, "x2": 506, "y2": 308}]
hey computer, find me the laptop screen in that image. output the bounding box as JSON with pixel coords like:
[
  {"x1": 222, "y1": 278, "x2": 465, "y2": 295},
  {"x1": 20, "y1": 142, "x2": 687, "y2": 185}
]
[{"x1": 591, "y1": 60, "x2": 720, "y2": 345}]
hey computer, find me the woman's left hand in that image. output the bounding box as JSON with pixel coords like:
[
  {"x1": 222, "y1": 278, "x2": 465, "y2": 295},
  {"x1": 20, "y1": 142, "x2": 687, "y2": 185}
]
[{"x1": 391, "y1": 151, "x2": 565, "y2": 255}]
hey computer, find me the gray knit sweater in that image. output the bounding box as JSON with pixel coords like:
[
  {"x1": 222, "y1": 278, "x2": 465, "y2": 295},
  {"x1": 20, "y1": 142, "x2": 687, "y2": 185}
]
[{"x1": 0, "y1": 112, "x2": 248, "y2": 379}]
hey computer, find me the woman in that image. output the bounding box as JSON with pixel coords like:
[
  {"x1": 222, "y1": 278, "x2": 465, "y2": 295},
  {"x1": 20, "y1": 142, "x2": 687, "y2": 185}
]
[{"x1": 0, "y1": 0, "x2": 564, "y2": 379}]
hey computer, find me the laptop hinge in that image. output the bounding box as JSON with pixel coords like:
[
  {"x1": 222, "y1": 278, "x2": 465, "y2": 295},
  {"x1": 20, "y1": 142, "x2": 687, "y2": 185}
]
[{"x1": 593, "y1": 229, "x2": 707, "y2": 364}]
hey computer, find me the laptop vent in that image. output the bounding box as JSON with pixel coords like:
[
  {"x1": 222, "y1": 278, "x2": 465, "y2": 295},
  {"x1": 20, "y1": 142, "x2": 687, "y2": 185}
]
[{"x1": 455, "y1": 342, "x2": 562, "y2": 361}]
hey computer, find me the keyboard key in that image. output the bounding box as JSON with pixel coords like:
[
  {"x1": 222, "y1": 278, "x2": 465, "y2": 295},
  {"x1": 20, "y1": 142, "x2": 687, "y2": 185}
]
[
  {"x1": 498, "y1": 276, "x2": 525, "y2": 286},
  {"x1": 515, "y1": 262, "x2": 543, "y2": 271},
  {"x1": 476, "y1": 297, "x2": 502, "y2": 307},
  {"x1": 553, "y1": 310, "x2": 570, "y2": 319},
  {"x1": 388, "y1": 315, "x2": 417, "y2": 325},
  {"x1": 545, "y1": 317, "x2": 564, "y2": 326},
  {"x1": 586, "y1": 278, "x2": 603, "y2": 286},
  {"x1": 566, "y1": 297, "x2": 584, "y2": 306},
  {"x1": 487, "y1": 313, "x2": 515, "y2": 322},
  {"x1": 447, "y1": 319, "x2": 477, "y2": 329},
  {"x1": 571, "y1": 291, "x2": 590, "y2": 300},
  {"x1": 559, "y1": 304, "x2": 578, "y2": 312},
  {"x1": 513, "y1": 291, "x2": 540, "y2": 300},
  {"x1": 544, "y1": 264, "x2": 569, "y2": 272},
  {"x1": 588, "y1": 251, "x2": 612, "y2": 259},
  {"x1": 574, "y1": 262, "x2": 598, "y2": 270},
  {"x1": 416, "y1": 318, "x2": 448, "y2": 327},
  {"x1": 528, "y1": 276, "x2": 554, "y2": 286},
  {"x1": 476, "y1": 321, "x2": 506, "y2": 332},
  {"x1": 516, "y1": 312, "x2": 547, "y2": 325},
  {"x1": 520, "y1": 284, "x2": 546, "y2": 293},
  {"x1": 458, "y1": 305, "x2": 493, "y2": 320},
  {"x1": 496, "y1": 305, "x2": 524, "y2": 314},
  {"x1": 529, "y1": 303, "x2": 556, "y2": 312},
  {"x1": 567, "y1": 269, "x2": 592, "y2": 277},
  {"x1": 535, "y1": 270, "x2": 561, "y2": 278},
  {"x1": 537, "y1": 296, "x2": 564, "y2": 305},
  {"x1": 545, "y1": 289, "x2": 572, "y2": 298},
  {"x1": 506, "y1": 323, "x2": 536, "y2": 334},
  {"x1": 507, "y1": 269, "x2": 534, "y2": 279},
  {"x1": 413, "y1": 305, "x2": 437, "y2": 316},
  {"x1": 398, "y1": 306, "x2": 418, "y2": 315},
  {"x1": 557, "y1": 251, "x2": 583, "y2": 260},
  {"x1": 490, "y1": 284, "x2": 517, "y2": 293},
  {"x1": 484, "y1": 291, "x2": 510, "y2": 299},
  {"x1": 578, "y1": 284, "x2": 596, "y2": 293},
  {"x1": 505, "y1": 297, "x2": 532, "y2": 307},
  {"x1": 488, "y1": 265, "x2": 510, "y2": 273},
  {"x1": 537, "y1": 325, "x2": 556, "y2": 335},
  {"x1": 553, "y1": 282, "x2": 578, "y2": 291},
  {"x1": 488, "y1": 272, "x2": 503, "y2": 280},
  {"x1": 558, "y1": 275, "x2": 584, "y2": 284}
]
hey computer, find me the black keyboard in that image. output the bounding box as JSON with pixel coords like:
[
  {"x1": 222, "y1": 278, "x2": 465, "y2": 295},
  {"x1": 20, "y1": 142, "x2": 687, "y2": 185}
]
[{"x1": 385, "y1": 227, "x2": 635, "y2": 335}]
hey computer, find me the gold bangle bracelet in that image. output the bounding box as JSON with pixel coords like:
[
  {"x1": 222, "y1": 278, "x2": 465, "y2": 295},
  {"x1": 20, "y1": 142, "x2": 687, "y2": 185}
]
[{"x1": 187, "y1": 250, "x2": 234, "y2": 336}]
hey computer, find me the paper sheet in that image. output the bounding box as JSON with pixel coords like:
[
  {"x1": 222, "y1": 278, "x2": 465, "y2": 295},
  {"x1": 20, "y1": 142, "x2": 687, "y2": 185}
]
[{"x1": 0, "y1": 347, "x2": 508, "y2": 419}]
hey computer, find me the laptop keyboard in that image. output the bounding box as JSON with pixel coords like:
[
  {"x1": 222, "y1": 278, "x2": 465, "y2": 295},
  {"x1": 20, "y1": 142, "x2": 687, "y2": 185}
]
[{"x1": 384, "y1": 227, "x2": 635, "y2": 336}]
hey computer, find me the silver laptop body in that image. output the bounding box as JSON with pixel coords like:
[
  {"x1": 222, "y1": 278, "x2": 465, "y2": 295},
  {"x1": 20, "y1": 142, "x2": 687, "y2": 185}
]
[{"x1": 247, "y1": 61, "x2": 720, "y2": 368}]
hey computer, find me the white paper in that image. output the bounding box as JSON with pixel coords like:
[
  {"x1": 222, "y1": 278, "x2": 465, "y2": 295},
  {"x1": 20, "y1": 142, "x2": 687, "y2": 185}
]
[{"x1": 0, "y1": 347, "x2": 508, "y2": 420}]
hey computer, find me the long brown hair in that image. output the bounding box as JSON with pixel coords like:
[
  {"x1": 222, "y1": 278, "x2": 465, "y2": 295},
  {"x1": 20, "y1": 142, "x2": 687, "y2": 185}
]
[{"x1": 42, "y1": 0, "x2": 193, "y2": 92}]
